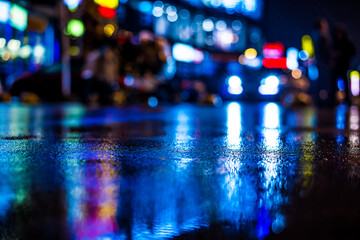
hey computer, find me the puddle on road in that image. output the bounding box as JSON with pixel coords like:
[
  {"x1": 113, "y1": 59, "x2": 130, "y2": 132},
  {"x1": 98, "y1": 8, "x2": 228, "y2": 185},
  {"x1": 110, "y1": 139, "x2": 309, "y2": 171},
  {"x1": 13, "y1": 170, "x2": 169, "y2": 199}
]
[{"x1": 0, "y1": 103, "x2": 359, "y2": 239}]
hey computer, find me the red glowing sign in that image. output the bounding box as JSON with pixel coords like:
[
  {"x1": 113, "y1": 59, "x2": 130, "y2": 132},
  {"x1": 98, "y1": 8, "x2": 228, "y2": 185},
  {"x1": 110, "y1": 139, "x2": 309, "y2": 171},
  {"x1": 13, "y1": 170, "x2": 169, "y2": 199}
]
[
  {"x1": 262, "y1": 57, "x2": 287, "y2": 69},
  {"x1": 97, "y1": 6, "x2": 116, "y2": 18},
  {"x1": 263, "y1": 42, "x2": 285, "y2": 59},
  {"x1": 262, "y1": 42, "x2": 286, "y2": 69}
]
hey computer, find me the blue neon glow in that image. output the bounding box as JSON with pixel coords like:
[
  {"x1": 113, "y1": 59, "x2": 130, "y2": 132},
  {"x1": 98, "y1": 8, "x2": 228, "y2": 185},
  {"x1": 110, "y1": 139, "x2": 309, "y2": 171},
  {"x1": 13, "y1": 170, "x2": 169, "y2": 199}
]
[
  {"x1": 256, "y1": 207, "x2": 271, "y2": 239},
  {"x1": 336, "y1": 104, "x2": 347, "y2": 130},
  {"x1": 45, "y1": 24, "x2": 55, "y2": 65},
  {"x1": 337, "y1": 78, "x2": 346, "y2": 91},
  {"x1": 138, "y1": 1, "x2": 153, "y2": 13},
  {"x1": 299, "y1": 50, "x2": 309, "y2": 61},
  {"x1": 164, "y1": 56, "x2": 176, "y2": 79},
  {"x1": 124, "y1": 76, "x2": 134, "y2": 86},
  {"x1": 243, "y1": 0, "x2": 257, "y2": 12},
  {"x1": 308, "y1": 65, "x2": 319, "y2": 80},
  {"x1": 0, "y1": 185, "x2": 14, "y2": 218},
  {"x1": 148, "y1": 96, "x2": 159, "y2": 107},
  {"x1": 185, "y1": 0, "x2": 262, "y2": 19},
  {"x1": 271, "y1": 214, "x2": 286, "y2": 234}
]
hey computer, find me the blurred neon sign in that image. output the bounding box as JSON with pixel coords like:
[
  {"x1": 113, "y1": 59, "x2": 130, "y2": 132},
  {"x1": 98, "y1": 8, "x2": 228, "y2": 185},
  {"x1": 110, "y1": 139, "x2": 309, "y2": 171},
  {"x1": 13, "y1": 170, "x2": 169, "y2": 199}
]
[
  {"x1": 0, "y1": 1, "x2": 10, "y2": 23},
  {"x1": 350, "y1": 70, "x2": 360, "y2": 96},
  {"x1": 301, "y1": 35, "x2": 315, "y2": 58},
  {"x1": 263, "y1": 42, "x2": 284, "y2": 58},
  {"x1": 262, "y1": 42, "x2": 286, "y2": 69},
  {"x1": 94, "y1": 0, "x2": 118, "y2": 9},
  {"x1": 186, "y1": 0, "x2": 262, "y2": 19},
  {"x1": 172, "y1": 43, "x2": 204, "y2": 63},
  {"x1": 10, "y1": 4, "x2": 28, "y2": 31},
  {"x1": 97, "y1": 6, "x2": 117, "y2": 18},
  {"x1": 262, "y1": 58, "x2": 287, "y2": 69},
  {"x1": 286, "y1": 47, "x2": 299, "y2": 70}
]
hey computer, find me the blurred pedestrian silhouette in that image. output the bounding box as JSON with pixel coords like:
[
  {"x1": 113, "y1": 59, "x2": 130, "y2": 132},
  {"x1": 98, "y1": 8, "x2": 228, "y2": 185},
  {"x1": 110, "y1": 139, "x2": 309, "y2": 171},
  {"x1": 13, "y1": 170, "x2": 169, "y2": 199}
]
[
  {"x1": 81, "y1": 40, "x2": 119, "y2": 105},
  {"x1": 332, "y1": 24, "x2": 356, "y2": 105},
  {"x1": 312, "y1": 18, "x2": 334, "y2": 106}
]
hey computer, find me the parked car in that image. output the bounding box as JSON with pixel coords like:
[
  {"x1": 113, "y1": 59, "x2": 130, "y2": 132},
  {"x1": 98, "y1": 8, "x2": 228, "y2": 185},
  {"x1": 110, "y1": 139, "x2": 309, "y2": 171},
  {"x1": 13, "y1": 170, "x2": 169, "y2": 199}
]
[{"x1": 10, "y1": 61, "x2": 83, "y2": 102}]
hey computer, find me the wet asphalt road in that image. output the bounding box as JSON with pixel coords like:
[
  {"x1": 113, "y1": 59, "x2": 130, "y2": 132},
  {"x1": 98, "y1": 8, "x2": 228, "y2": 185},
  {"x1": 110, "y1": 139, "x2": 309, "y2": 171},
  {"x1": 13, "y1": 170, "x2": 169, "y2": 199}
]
[{"x1": 0, "y1": 102, "x2": 359, "y2": 240}]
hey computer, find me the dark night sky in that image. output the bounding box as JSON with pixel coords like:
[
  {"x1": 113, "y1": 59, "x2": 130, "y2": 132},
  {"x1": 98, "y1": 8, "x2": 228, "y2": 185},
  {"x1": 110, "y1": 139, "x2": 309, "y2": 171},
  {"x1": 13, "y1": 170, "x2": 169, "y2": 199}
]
[{"x1": 262, "y1": 0, "x2": 360, "y2": 65}]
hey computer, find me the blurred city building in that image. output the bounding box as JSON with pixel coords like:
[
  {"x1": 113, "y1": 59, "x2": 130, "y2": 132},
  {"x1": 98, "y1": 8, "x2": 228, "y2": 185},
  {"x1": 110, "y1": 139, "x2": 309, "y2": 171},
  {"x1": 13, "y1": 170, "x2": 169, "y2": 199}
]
[
  {"x1": 81, "y1": 0, "x2": 269, "y2": 103},
  {"x1": 1, "y1": 0, "x2": 359, "y2": 105},
  {"x1": 0, "y1": 0, "x2": 59, "y2": 91}
]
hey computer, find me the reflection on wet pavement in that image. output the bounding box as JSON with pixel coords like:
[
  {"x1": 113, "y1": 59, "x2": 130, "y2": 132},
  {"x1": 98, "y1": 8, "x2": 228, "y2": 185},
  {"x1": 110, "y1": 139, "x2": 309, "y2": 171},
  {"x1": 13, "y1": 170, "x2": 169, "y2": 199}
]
[{"x1": 0, "y1": 103, "x2": 359, "y2": 239}]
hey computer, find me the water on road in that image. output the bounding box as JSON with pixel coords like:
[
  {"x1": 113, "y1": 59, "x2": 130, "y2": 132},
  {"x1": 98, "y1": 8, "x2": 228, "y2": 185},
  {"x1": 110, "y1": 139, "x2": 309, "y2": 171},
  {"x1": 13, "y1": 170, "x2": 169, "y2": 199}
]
[{"x1": 0, "y1": 102, "x2": 359, "y2": 239}]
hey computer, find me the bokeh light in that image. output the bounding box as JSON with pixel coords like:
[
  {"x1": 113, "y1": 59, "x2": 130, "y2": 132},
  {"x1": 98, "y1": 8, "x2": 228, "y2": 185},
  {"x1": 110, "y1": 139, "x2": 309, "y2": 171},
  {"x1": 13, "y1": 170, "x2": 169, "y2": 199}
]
[
  {"x1": 308, "y1": 65, "x2": 319, "y2": 80},
  {"x1": 7, "y1": 39, "x2": 21, "y2": 51},
  {"x1": 124, "y1": 76, "x2": 134, "y2": 86},
  {"x1": 299, "y1": 50, "x2": 309, "y2": 61},
  {"x1": 0, "y1": 1, "x2": 10, "y2": 23},
  {"x1": 19, "y1": 45, "x2": 32, "y2": 59},
  {"x1": 63, "y1": 0, "x2": 82, "y2": 11},
  {"x1": 244, "y1": 48, "x2": 257, "y2": 60},
  {"x1": 286, "y1": 47, "x2": 299, "y2": 70},
  {"x1": 227, "y1": 75, "x2": 241, "y2": 88},
  {"x1": 301, "y1": 35, "x2": 314, "y2": 58},
  {"x1": 10, "y1": 4, "x2": 28, "y2": 31},
  {"x1": 202, "y1": 19, "x2": 214, "y2": 32},
  {"x1": 97, "y1": 6, "x2": 117, "y2": 18},
  {"x1": 148, "y1": 96, "x2": 158, "y2": 107},
  {"x1": 0, "y1": 38, "x2": 6, "y2": 48},
  {"x1": 291, "y1": 69, "x2": 302, "y2": 79},
  {"x1": 69, "y1": 46, "x2": 80, "y2": 56},
  {"x1": 138, "y1": 1, "x2": 152, "y2": 13},
  {"x1": 350, "y1": 70, "x2": 360, "y2": 96},
  {"x1": 67, "y1": 19, "x2": 85, "y2": 37},
  {"x1": 337, "y1": 78, "x2": 346, "y2": 91},
  {"x1": 152, "y1": 6, "x2": 163, "y2": 17},
  {"x1": 231, "y1": 20, "x2": 242, "y2": 31},
  {"x1": 215, "y1": 20, "x2": 227, "y2": 31},
  {"x1": 259, "y1": 76, "x2": 280, "y2": 95},
  {"x1": 1, "y1": 50, "x2": 10, "y2": 61},
  {"x1": 226, "y1": 75, "x2": 243, "y2": 95},
  {"x1": 104, "y1": 24, "x2": 115, "y2": 37}
]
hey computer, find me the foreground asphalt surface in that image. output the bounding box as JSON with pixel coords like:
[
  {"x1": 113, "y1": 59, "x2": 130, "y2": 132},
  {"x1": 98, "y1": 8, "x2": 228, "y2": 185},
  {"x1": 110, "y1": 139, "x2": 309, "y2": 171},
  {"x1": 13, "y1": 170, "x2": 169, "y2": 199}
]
[{"x1": 0, "y1": 102, "x2": 359, "y2": 239}]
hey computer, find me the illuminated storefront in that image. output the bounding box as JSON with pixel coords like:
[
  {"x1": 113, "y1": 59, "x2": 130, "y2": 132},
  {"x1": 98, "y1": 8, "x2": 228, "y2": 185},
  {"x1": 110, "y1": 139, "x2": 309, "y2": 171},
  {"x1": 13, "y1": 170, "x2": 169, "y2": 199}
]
[
  {"x1": 111, "y1": 0, "x2": 265, "y2": 98},
  {"x1": 0, "y1": 1, "x2": 59, "y2": 90}
]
